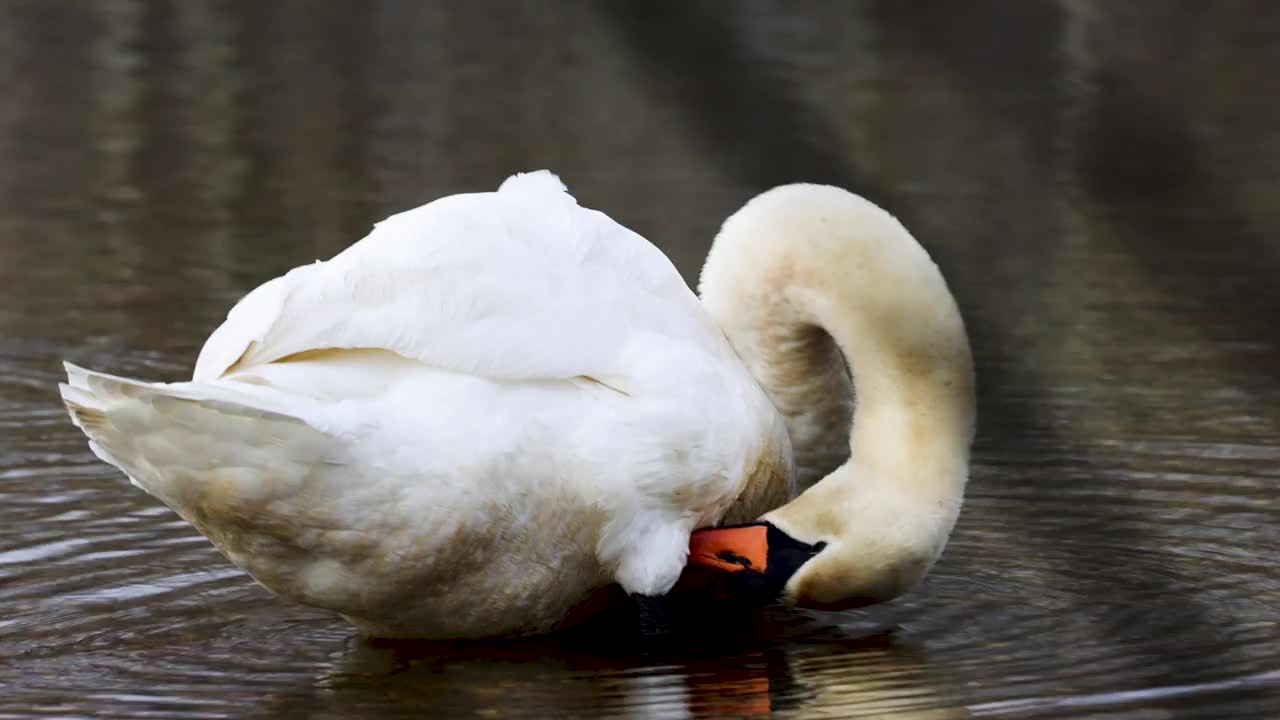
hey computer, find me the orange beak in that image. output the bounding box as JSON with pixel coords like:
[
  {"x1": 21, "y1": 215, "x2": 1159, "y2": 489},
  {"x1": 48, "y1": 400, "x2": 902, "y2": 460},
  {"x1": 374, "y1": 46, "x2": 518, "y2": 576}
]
[
  {"x1": 688, "y1": 524, "x2": 770, "y2": 573},
  {"x1": 679, "y1": 522, "x2": 826, "y2": 603}
]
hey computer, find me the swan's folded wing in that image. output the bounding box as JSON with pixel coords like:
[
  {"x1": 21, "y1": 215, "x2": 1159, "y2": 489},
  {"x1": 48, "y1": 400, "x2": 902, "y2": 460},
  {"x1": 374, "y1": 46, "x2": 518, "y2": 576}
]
[{"x1": 193, "y1": 171, "x2": 708, "y2": 385}]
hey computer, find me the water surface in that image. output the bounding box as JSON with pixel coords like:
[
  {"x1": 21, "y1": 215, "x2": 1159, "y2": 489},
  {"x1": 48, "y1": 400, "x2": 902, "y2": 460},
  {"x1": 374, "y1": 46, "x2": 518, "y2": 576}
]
[{"x1": 2, "y1": 2, "x2": 1278, "y2": 717}]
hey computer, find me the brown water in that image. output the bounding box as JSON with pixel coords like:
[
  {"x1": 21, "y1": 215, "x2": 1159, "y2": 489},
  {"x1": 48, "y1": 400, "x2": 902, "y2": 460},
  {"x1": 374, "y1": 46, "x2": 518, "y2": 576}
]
[{"x1": 2, "y1": 2, "x2": 1278, "y2": 718}]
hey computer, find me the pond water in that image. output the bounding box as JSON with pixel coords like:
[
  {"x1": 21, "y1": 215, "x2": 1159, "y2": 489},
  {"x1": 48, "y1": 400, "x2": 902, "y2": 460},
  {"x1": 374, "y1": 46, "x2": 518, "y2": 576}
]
[{"x1": 1, "y1": 2, "x2": 1278, "y2": 718}]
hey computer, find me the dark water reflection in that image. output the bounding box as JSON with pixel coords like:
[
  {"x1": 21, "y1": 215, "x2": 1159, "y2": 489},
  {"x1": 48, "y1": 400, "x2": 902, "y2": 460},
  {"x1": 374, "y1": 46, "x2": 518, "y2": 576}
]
[{"x1": 2, "y1": 1, "x2": 1278, "y2": 717}]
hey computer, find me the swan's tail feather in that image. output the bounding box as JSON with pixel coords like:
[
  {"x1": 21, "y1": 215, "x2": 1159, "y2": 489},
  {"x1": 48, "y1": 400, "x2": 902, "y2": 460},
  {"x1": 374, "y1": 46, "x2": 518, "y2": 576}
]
[
  {"x1": 57, "y1": 361, "x2": 335, "y2": 511},
  {"x1": 60, "y1": 363, "x2": 144, "y2": 486}
]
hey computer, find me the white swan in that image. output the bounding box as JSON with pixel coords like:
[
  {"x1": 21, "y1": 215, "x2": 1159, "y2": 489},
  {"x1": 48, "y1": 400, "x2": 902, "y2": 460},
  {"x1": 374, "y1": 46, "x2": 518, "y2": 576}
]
[{"x1": 59, "y1": 171, "x2": 975, "y2": 637}]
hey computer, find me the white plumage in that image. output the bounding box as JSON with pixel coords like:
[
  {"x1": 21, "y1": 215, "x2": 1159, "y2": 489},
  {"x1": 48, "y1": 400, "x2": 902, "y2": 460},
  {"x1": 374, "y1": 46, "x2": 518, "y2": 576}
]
[{"x1": 60, "y1": 171, "x2": 792, "y2": 638}]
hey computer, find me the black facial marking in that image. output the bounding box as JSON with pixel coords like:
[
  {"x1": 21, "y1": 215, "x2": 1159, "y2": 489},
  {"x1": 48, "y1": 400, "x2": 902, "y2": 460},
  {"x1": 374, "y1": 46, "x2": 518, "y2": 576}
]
[{"x1": 708, "y1": 522, "x2": 827, "y2": 604}]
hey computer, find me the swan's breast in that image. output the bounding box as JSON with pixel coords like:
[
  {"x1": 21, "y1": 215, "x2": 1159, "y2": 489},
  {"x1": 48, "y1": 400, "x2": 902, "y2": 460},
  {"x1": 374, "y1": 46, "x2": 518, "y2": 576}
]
[{"x1": 719, "y1": 404, "x2": 795, "y2": 525}]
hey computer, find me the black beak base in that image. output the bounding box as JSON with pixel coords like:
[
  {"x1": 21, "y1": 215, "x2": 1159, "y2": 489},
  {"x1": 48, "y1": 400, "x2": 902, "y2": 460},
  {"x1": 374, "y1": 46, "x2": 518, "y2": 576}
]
[{"x1": 735, "y1": 522, "x2": 826, "y2": 603}]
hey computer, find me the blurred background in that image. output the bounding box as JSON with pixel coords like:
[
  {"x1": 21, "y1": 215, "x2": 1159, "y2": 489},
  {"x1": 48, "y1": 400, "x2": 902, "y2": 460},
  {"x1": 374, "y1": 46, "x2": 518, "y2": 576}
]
[{"x1": 1, "y1": 1, "x2": 1278, "y2": 718}]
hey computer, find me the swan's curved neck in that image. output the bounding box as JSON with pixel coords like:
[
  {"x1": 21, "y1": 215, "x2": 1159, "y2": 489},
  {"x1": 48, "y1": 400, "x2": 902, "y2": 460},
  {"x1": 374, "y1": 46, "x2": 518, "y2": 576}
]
[
  {"x1": 808, "y1": 278, "x2": 975, "y2": 492},
  {"x1": 698, "y1": 184, "x2": 975, "y2": 604}
]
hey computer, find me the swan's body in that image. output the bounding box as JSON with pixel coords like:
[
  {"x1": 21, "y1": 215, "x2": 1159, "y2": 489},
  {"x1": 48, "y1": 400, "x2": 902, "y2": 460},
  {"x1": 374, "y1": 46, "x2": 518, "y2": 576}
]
[
  {"x1": 60, "y1": 172, "x2": 792, "y2": 638},
  {"x1": 61, "y1": 171, "x2": 976, "y2": 637}
]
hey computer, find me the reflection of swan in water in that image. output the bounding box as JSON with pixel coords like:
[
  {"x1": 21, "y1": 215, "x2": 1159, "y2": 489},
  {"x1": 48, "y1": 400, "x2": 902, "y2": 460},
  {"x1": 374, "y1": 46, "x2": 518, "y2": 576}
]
[
  {"x1": 243, "y1": 616, "x2": 968, "y2": 720},
  {"x1": 58, "y1": 171, "x2": 975, "y2": 637}
]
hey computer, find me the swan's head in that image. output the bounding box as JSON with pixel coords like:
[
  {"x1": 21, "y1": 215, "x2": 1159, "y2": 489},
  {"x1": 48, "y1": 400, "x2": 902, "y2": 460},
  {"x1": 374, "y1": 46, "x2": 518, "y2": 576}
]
[{"x1": 686, "y1": 459, "x2": 966, "y2": 610}]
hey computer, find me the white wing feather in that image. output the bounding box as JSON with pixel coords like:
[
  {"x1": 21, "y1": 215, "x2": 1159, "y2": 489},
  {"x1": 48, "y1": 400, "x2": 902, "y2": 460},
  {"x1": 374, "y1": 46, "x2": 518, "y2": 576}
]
[{"x1": 193, "y1": 171, "x2": 708, "y2": 386}]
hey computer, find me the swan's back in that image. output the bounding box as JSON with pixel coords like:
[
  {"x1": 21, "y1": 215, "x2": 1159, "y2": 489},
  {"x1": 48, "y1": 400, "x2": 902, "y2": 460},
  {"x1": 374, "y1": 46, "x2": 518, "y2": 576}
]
[{"x1": 195, "y1": 170, "x2": 715, "y2": 391}]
